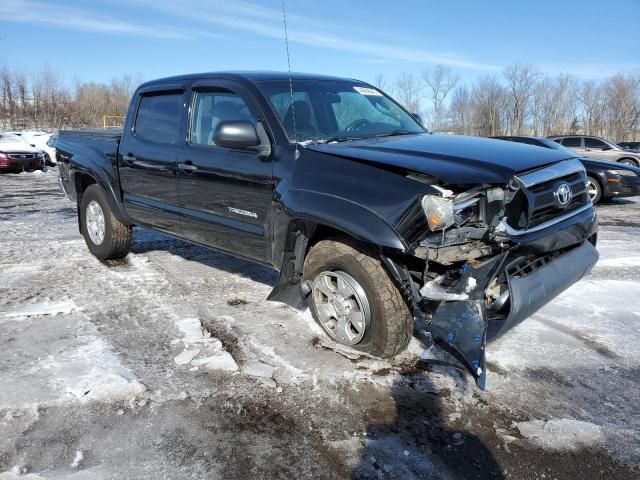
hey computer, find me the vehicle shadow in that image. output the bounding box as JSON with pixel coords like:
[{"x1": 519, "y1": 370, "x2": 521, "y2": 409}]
[
  {"x1": 129, "y1": 227, "x2": 278, "y2": 286},
  {"x1": 351, "y1": 371, "x2": 504, "y2": 480}
]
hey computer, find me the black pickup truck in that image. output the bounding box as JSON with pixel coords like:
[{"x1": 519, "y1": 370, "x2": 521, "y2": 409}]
[{"x1": 56, "y1": 71, "x2": 599, "y2": 387}]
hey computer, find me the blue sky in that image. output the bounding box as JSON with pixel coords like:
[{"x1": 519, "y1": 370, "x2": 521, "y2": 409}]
[{"x1": 1, "y1": 0, "x2": 638, "y2": 87}]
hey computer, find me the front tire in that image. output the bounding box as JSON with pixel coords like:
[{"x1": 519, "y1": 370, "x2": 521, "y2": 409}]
[
  {"x1": 303, "y1": 238, "x2": 413, "y2": 358},
  {"x1": 586, "y1": 176, "x2": 603, "y2": 204},
  {"x1": 80, "y1": 184, "x2": 131, "y2": 260}
]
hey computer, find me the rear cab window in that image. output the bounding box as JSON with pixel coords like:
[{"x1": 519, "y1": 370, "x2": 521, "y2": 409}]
[{"x1": 134, "y1": 93, "x2": 182, "y2": 144}]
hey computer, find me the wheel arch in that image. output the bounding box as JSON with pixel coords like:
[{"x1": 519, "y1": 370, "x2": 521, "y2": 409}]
[
  {"x1": 617, "y1": 157, "x2": 639, "y2": 167},
  {"x1": 71, "y1": 167, "x2": 130, "y2": 229},
  {"x1": 266, "y1": 191, "x2": 415, "y2": 310}
]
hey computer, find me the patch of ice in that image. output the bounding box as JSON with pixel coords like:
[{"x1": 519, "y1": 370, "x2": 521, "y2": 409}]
[
  {"x1": 175, "y1": 317, "x2": 213, "y2": 344},
  {"x1": 243, "y1": 361, "x2": 274, "y2": 378},
  {"x1": 596, "y1": 256, "x2": 640, "y2": 267},
  {"x1": 174, "y1": 348, "x2": 200, "y2": 365},
  {"x1": 516, "y1": 418, "x2": 604, "y2": 450},
  {"x1": 70, "y1": 450, "x2": 83, "y2": 468},
  {"x1": 191, "y1": 351, "x2": 238, "y2": 372},
  {"x1": 42, "y1": 339, "x2": 146, "y2": 403},
  {"x1": 2, "y1": 300, "x2": 80, "y2": 318}
]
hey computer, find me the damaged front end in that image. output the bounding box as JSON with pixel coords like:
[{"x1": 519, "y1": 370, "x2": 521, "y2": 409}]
[{"x1": 393, "y1": 159, "x2": 599, "y2": 388}]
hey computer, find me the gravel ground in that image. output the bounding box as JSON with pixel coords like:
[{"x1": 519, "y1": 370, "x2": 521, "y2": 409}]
[{"x1": 0, "y1": 169, "x2": 639, "y2": 479}]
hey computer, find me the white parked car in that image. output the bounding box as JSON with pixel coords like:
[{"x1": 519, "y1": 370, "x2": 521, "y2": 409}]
[
  {"x1": 6, "y1": 131, "x2": 57, "y2": 165},
  {"x1": 0, "y1": 133, "x2": 45, "y2": 172}
]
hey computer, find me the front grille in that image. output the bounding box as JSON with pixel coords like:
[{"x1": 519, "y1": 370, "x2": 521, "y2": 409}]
[
  {"x1": 505, "y1": 159, "x2": 589, "y2": 230},
  {"x1": 7, "y1": 153, "x2": 37, "y2": 160},
  {"x1": 507, "y1": 244, "x2": 579, "y2": 278}
]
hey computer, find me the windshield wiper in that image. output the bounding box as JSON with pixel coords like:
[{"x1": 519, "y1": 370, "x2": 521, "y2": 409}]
[
  {"x1": 371, "y1": 130, "x2": 416, "y2": 139},
  {"x1": 321, "y1": 135, "x2": 364, "y2": 144}
]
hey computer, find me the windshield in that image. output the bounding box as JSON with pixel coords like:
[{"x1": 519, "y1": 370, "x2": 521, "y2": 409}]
[{"x1": 257, "y1": 80, "x2": 425, "y2": 143}]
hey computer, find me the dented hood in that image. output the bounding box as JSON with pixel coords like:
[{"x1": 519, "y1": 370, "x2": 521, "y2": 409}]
[{"x1": 308, "y1": 134, "x2": 576, "y2": 185}]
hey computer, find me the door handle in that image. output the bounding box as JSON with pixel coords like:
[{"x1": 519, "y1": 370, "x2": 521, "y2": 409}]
[
  {"x1": 122, "y1": 153, "x2": 136, "y2": 162},
  {"x1": 178, "y1": 161, "x2": 198, "y2": 172}
]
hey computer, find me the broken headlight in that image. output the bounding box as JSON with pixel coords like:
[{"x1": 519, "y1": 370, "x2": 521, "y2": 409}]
[{"x1": 421, "y1": 195, "x2": 479, "y2": 231}]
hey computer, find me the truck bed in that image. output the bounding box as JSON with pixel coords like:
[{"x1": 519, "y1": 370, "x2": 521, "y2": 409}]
[
  {"x1": 58, "y1": 128, "x2": 123, "y2": 141},
  {"x1": 56, "y1": 129, "x2": 122, "y2": 202}
]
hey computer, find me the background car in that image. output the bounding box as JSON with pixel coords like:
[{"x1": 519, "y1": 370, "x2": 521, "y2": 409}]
[
  {"x1": 547, "y1": 135, "x2": 640, "y2": 167},
  {"x1": 5, "y1": 131, "x2": 57, "y2": 165},
  {"x1": 0, "y1": 133, "x2": 45, "y2": 172},
  {"x1": 492, "y1": 135, "x2": 640, "y2": 204},
  {"x1": 618, "y1": 141, "x2": 640, "y2": 151}
]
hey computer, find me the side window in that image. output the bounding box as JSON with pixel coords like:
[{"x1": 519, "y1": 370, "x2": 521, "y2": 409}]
[
  {"x1": 561, "y1": 137, "x2": 581, "y2": 148},
  {"x1": 584, "y1": 137, "x2": 607, "y2": 149},
  {"x1": 190, "y1": 90, "x2": 256, "y2": 146},
  {"x1": 134, "y1": 93, "x2": 182, "y2": 144}
]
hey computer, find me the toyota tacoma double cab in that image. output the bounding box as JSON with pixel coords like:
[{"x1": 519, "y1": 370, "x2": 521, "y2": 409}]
[{"x1": 55, "y1": 72, "x2": 599, "y2": 387}]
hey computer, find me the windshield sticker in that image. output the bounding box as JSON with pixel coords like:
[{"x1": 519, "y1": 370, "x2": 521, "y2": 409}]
[{"x1": 354, "y1": 86, "x2": 383, "y2": 96}]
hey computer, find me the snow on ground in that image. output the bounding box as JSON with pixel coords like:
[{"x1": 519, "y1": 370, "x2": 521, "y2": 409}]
[{"x1": 1, "y1": 169, "x2": 639, "y2": 479}]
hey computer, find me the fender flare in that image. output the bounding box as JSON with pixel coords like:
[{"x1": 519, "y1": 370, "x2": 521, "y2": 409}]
[
  {"x1": 267, "y1": 189, "x2": 409, "y2": 307},
  {"x1": 282, "y1": 189, "x2": 408, "y2": 251},
  {"x1": 71, "y1": 164, "x2": 130, "y2": 226}
]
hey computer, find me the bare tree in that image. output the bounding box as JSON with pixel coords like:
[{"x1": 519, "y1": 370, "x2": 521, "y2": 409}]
[
  {"x1": 503, "y1": 64, "x2": 540, "y2": 135},
  {"x1": 393, "y1": 72, "x2": 422, "y2": 114},
  {"x1": 422, "y1": 64, "x2": 459, "y2": 131},
  {"x1": 603, "y1": 72, "x2": 640, "y2": 141},
  {"x1": 449, "y1": 86, "x2": 473, "y2": 135},
  {"x1": 372, "y1": 73, "x2": 389, "y2": 93},
  {"x1": 469, "y1": 76, "x2": 507, "y2": 136}
]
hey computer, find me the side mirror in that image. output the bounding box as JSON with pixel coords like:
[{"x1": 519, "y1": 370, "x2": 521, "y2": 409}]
[
  {"x1": 213, "y1": 121, "x2": 260, "y2": 150},
  {"x1": 601, "y1": 145, "x2": 612, "y2": 151}
]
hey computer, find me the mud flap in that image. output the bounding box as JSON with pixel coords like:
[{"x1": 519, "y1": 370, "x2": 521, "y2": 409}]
[{"x1": 430, "y1": 300, "x2": 488, "y2": 389}]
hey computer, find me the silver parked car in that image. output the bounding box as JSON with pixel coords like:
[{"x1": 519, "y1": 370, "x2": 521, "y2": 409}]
[{"x1": 547, "y1": 135, "x2": 640, "y2": 167}]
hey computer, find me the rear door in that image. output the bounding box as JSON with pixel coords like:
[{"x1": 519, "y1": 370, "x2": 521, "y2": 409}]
[
  {"x1": 176, "y1": 80, "x2": 273, "y2": 262},
  {"x1": 119, "y1": 84, "x2": 186, "y2": 232},
  {"x1": 560, "y1": 136, "x2": 586, "y2": 156}
]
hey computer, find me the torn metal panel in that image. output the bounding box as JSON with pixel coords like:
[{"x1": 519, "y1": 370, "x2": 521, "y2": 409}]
[
  {"x1": 430, "y1": 300, "x2": 488, "y2": 389},
  {"x1": 426, "y1": 255, "x2": 505, "y2": 389}
]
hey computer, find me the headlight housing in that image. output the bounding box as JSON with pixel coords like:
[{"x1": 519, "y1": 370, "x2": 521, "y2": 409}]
[
  {"x1": 607, "y1": 169, "x2": 637, "y2": 177},
  {"x1": 36, "y1": 152, "x2": 44, "y2": 158},
  {"x1": 421, "y1": 195, "x2": 479, "y2": 231}
]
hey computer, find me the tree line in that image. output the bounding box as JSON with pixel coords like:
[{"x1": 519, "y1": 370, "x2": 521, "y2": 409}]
[
  {"x1": 375, "y1": 65, "x2": 640, "y2": 142},
  {"x1": 1, "y1": 62, "x2": 639, "y2": 142},
  {"x1": 0, "y1": 64, "x2": 139, "y2": 131}
]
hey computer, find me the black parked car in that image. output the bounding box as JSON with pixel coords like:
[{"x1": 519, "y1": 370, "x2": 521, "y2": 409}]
[
  {"x1": 492, "y1": 136, "x2": 640, "y2": 204},
  {"x1": 618, "y1": 141, "x2": 640, "y2": 151},
  {"x1": 55, "y1": 72, "x2": 600, "y2": 387}
]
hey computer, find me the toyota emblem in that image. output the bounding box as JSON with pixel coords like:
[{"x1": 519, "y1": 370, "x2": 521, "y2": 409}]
[{"x1": 555, "y1": 183, "x2": 572, "y2": 207}]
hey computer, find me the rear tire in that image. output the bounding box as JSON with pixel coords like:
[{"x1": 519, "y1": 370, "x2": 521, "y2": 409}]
[
  {"x1": 80, "y1": 184, "x2": 131, "y2": 261},
  {"x1": 303, "y1": 238, "x2": 413, "y2": 358},
  {"x1": 586, "y1": 176, "x2": 602, "y2": 204}
]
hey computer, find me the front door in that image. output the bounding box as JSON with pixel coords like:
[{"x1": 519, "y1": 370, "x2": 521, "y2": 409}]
[
  {"x1": 119, "y1": 86, "x2": 185, "y2": 232},
  {"x1": 176, "y1": 81, "x2": 273, "y2": 263},
  {"x1": 583, "y1": 137, "x2": 617, "y2": 162}
]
